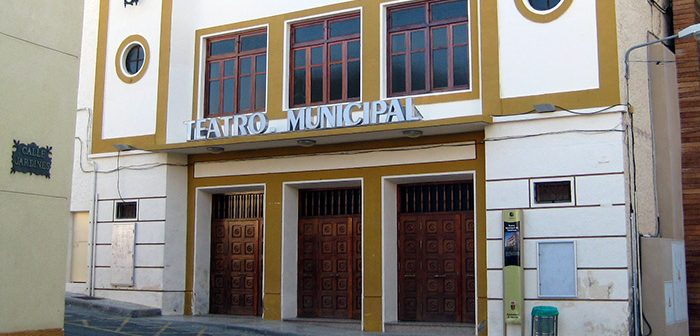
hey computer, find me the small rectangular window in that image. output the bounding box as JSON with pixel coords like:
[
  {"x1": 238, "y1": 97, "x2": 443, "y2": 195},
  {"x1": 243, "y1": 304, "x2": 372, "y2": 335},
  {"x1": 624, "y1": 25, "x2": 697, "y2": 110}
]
[
  {"x1": 115, "y1": 201, "x2": 137, "y2": 220},
  {"x1": 534, "y1": 180, "x2": 572, "y2": 204}
]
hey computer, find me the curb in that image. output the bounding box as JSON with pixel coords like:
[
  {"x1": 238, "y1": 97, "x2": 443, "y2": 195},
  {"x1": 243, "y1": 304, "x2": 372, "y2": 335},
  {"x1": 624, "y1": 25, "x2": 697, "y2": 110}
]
[{"x1": 65, "y1": 294, "x2": 161, "y2": 318}]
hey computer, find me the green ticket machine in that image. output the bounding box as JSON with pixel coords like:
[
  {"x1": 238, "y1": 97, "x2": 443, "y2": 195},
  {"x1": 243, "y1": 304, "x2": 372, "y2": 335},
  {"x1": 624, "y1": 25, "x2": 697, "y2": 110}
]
[{"x1": 503, "y1": 210, "x2": 523, "y2": 325}]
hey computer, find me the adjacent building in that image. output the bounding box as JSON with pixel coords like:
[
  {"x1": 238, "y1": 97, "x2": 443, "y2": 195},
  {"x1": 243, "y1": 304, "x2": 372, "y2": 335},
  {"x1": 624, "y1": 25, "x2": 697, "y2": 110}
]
[
  {"x1": 66, "y1": 0, "x2": 689, "y2": 334},
  {"x1": 0, "y1": 1, "x2": 83, "y2": 335}
]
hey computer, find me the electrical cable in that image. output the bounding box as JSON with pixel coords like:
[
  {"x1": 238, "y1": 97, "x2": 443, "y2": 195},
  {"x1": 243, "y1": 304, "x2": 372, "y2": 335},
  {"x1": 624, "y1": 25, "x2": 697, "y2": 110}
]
[
  {"x1": 492, "y1": 103, "x2": 627, "y2": 117},
  {"x1": 116, "y1": 150, "x2": 125, "y2": 202},
  {"x1": 647, "y1": 0, "x2": 670, "y2": 14}
]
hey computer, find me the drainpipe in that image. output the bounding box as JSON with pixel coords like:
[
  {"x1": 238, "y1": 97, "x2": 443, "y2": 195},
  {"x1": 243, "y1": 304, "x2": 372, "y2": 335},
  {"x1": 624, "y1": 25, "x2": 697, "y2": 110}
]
[
  {"x1": 88, "y1": 175, "x2": 98, "y2": 297},
  {"x1": 76, "y1": 107, "x2": 100, "y2": 297}
]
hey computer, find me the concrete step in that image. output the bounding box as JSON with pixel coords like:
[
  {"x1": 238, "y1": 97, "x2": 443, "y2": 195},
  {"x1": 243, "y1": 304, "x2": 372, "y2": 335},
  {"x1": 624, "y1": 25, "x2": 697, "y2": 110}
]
[
  {"x1": 65, "y1": 292, "x2": 161, "y2": 318},
  {"x1": 384, "y1": 321, "x2": 476, "y2": 336}
]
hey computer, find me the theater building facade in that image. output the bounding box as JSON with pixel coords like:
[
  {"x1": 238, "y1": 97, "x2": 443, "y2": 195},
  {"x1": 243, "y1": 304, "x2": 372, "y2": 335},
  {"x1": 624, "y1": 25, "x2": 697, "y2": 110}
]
[{"x1": 67, "y1": 0, "x2": 688, "y2": 335}]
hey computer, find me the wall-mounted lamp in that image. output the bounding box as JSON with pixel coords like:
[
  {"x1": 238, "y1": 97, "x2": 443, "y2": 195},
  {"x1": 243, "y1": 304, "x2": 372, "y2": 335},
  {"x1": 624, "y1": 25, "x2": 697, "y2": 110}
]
[
  {"x1": 402, "y1": 129, "x2": 423, "y2": 138},
  {"x1": 534, "y1": 103, "x2": 556, "y2": 113},
  {"x1": 297, "y1": 139, "x2": 317, "y2": 147},
  {"x1": 113, "y1": 144, "x2": 136, "y2": 151},
  {"x1": 124, "y1": 0, "x2": 139, "y2": 7},
  {"x1": 206, "y1": 146, "x2": 224, "y2": 154}
]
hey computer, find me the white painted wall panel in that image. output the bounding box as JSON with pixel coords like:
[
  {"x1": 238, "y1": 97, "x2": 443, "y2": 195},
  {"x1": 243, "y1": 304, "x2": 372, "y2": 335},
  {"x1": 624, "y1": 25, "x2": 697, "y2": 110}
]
[
  {"x1": 489, "y1": 269, "x2": 628, "y2": 301},
  {"x1": 487, "y1": 300, "x2": 505, "y2": 336},
  {"x1": 489, "y1": 237, "x2": 628, "y2": 269},
  {"x1": 102, "y1": 0, "x2": 161, "y2": 138},
  {"x1": 498, "y1": 0, "x2": 599, "y2": 98},
  {"x1": 486, "y1": 180, "x2": 530, "y2": 210},
  {"x1": 139, "y1": 198, "x2": 167, "y2": 221},
  {"x1": 576, "y1": 174, "x2": 626, "y2": 206},
  {"x1": 96, "y1": 222, "x2": 165, "y2": 244},
  {"x1": 487, "y1": 206, "x2": 627, "y2": 239},
  {"x1": 136, "y1": 222, "x2": 166, "y2": 244},
  {"x1": 487, "y1": 240, "x2": 503, "y2": 270},
  {"x1": 487, "y1": 270, "x2": 503, "y2": 299},
  {"x1": 95, "y1": 267, "x2": 163, "y2": 290},
  {"x1": 485, "y1": 115, "x2": 625, "y2": 180},
  {"x1": 97, "y1": 200, "x2": 114, "y2": 222},
  {"x1": 94, "y1": 244, "x2": 165, "y2": 267},
  {"x1": 195, "y1": 143, "x2": 475, "y2": 178},
  {"x1": 134, "y1": 245, "x2": 165, "y2": 267},
  {"x1": 523, "y1": 238, "x2": 628, "y2": 269},
  {"x1": 94, "y1": 154, "x2": 169, "y2": 199},
  {"x1": 95, "y1": 245, "x2": 111, "y2": 267},
  {"x1": 522, "y1": 301, "x2": 629, "y2": 335}
]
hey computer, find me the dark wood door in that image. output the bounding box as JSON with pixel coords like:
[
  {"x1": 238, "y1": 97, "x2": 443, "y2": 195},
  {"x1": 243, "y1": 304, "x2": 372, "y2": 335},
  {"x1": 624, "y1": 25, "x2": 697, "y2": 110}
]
[
  {"x1": 210, "y1": 219, "x2": 262, "y2": 316},
  {"x1": 298, "y1": 215, "x2": 361, "y2": 319},
  {"x1": 398, "y1": 213, "x2": 474, "y2": 323}
]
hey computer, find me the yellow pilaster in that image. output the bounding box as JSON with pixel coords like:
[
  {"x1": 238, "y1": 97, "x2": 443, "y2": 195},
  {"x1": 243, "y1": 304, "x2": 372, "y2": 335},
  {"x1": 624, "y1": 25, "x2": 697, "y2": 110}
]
[
  {"x1": 263, "y1": 179, "x2": 283, "y2": 320},
  {"x1": 362, "y1": 174, "x2": 383, "y2": 332}
]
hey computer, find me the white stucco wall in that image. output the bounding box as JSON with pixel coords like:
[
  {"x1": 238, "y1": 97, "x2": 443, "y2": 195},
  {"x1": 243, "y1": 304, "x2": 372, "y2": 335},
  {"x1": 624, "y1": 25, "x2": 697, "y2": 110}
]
[
  {"x1": 498, "y1": 0, "x2": 600, "y2": 98},
  {"x1": 484, "y1": 111, "x2": 631, "y2": 336}
]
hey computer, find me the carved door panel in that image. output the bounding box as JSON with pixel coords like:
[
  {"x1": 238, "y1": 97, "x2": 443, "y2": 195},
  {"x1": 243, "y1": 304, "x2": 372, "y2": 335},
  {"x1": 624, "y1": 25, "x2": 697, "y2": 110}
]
[
  {"x1": 398, "y1": 213, "x2": 472, "y2": 323},
  {"x1": 298, "y1": 216, "x2": 361, "y2": 319},
  {"x1": 463, "y1": 214, "x2": 475, "y2": 324},
  {"x1": 422, "y1": 214, "x2": 462, "y2": 322},
  {"x1": 210, "y1": 219, "x2": 262, "y2": 316},
  {"x1": 398, "y1": 215, "x2": 422, "y2": 321}
]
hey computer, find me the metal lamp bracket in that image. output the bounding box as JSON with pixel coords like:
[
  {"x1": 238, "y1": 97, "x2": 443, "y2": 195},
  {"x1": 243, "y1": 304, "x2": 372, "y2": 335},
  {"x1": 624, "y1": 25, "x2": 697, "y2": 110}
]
[{"x1": 124, "y1": 0, "x2": 139, "y2": 7}]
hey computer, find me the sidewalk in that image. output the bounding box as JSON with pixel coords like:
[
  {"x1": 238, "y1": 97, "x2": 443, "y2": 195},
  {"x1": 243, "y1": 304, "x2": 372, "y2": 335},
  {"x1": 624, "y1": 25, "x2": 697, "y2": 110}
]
[{"x1": 65, "y1": 293, "x2": 474, "y2": 336}]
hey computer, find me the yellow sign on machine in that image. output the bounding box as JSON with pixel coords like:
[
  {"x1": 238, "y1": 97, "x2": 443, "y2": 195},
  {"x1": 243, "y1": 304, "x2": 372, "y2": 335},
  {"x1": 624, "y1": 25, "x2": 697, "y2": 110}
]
[{"x1": 503, "y1": 210, "x2": 523, "y2": 325}]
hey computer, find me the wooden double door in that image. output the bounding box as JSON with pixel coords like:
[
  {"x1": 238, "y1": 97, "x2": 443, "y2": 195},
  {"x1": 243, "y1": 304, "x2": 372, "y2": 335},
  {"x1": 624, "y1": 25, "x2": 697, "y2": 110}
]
[
  {"x1": 398, "y1": 212, "x2": 475, "y2": 323},
  {"x1": 298, "y1": 215, "x2": 362, "y2": 319},
  {"x1": 210, "y1": 218, "x2": 263, "y2": 316}
]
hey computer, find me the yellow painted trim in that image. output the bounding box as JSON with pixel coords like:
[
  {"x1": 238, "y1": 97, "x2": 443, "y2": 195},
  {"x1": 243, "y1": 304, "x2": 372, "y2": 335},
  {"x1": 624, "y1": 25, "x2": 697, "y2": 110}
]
[
  {"x1": 496, "y1": 0, "x2": 621, "y2": 115},
  {"x1": 480, "y1": 0, "x2": 502, "y2": 129},
  {"x1": 514, "y1": 0, "x2": 573, "y2": 23},
  {"x1": 114, "y1": 35, "x2": 150, "y2": 84},
  {"x1": 184, "y1": 132, "x2": 487, "y2": 333},
  {"x1": 156, "y1": 0, "x2": 173, "y2": 145},
  {"x1": 92, "y1": 0, "x2": 159, "y2": 154}
]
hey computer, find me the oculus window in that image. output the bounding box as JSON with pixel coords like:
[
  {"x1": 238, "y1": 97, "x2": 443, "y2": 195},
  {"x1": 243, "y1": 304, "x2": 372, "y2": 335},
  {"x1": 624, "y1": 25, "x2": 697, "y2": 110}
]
[
  {"x1": 290, "y1": 13, "x2": 361, "y2": 107},
  {"x1": 528, "y1": 0, "x2": 562, "y2": 11},
  {"x1": 205, "y1": 29, "x2": 267, "y2": 117},
  {"x1": 387, "y1": 0, "x2": 470, "y2": 96},
  {"x1": 125, "y1": 45, "x2": 145, "y2": 75}
]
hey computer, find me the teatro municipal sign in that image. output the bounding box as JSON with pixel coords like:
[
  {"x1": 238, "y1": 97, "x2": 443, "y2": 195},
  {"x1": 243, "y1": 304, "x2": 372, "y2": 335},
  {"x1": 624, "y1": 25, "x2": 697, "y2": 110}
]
[{"x1": 186, "y1": 98, "x2": 422, "y2": 141}]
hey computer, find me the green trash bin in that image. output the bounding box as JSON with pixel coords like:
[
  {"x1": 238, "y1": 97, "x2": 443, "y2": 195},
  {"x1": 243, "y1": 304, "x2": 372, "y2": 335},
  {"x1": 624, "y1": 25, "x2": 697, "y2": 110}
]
[{"x1": 531, "y1": 306, "x2": 558, "y2": 336}]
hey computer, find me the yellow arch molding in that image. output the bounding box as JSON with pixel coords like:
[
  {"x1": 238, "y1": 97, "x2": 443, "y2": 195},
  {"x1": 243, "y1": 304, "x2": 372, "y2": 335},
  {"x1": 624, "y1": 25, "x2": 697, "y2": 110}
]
[{"x1": 514, "y1": 0, "x2": 573, "y2": 23}]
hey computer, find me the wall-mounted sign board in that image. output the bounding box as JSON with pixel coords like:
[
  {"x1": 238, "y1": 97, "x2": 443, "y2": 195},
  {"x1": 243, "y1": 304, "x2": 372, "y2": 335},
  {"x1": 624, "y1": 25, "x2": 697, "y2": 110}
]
[{"x1": 10, "y1": 140, "x2": 52, "y2": 178}]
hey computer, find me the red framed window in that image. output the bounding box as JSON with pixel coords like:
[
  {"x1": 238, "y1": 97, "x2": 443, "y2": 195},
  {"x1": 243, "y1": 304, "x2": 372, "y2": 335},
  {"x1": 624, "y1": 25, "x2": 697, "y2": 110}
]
[
  {"x1": 205, "y1": 29, "x2": 267, "y2": 117},
  {"x1": 290, "y1": 13, "x2": 361, "y2": 107},
  {"x1": 387, "y1": 0, "x2": 469, "y2": 96}
]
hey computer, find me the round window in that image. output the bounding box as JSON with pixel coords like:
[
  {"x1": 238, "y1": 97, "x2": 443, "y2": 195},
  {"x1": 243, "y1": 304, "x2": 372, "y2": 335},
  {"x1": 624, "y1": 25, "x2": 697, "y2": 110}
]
[
  {"x1": 115, "y1": 35, "x2": 149, "y2": 84},
  {"x1": 528, "y1": 0, "x2": 562, "y2": 11},
  {"x1": 125, "y1": 44, "x2": 145, "y2": 75},
  {"x1": 515, "y1": 0, "x2": 571, "y2": 23}
]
